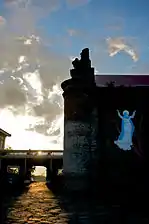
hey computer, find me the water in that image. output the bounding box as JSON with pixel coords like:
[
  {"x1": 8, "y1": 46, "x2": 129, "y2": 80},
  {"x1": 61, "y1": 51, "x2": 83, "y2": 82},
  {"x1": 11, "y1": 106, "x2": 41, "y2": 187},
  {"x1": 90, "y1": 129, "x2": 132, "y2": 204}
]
[
  {"x1": 1, "y1": 182, "x2": 149, "y2": 223},
  {"x1": 2, "y1": 182, "x2": 69, "y2": 224}
]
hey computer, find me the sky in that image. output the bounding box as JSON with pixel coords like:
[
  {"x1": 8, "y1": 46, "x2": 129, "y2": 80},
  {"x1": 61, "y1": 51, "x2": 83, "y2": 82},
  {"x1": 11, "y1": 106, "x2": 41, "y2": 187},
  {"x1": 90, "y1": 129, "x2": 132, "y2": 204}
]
[{"x1": 0, "y1": 0, "x2": 149, "y2": 151}]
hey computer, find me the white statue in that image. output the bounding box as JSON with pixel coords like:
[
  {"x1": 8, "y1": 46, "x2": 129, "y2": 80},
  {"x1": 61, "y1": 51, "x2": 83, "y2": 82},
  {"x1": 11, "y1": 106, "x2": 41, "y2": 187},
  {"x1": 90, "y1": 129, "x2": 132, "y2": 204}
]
[{"x1": 114, "y1": 110, "x2": 136, "y2": 151}]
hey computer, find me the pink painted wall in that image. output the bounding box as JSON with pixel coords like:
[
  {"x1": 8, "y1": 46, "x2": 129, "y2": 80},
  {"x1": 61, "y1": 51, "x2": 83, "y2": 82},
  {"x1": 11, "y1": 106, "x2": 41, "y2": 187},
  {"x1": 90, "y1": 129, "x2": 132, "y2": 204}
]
[{"x1": 95, "y1": 75, "x2": 149, "y2": 86}]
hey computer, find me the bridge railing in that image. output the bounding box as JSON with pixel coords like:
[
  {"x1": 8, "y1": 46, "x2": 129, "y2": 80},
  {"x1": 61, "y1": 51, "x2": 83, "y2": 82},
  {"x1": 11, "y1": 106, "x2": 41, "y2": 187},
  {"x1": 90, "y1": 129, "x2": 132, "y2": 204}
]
[{"x1": 0, "y1": 150, "x2": 63, "y2": 158}]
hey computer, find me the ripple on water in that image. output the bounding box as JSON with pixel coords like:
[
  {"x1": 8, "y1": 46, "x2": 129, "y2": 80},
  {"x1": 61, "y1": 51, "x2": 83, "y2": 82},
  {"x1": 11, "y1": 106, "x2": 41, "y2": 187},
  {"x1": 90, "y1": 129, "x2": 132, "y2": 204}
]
[
  {"x1": 3, "y1": 182, "x2": 149, "y2": 223},
  {"x1": 5, "y1": 183, "x2": 69, "y2": 224}
]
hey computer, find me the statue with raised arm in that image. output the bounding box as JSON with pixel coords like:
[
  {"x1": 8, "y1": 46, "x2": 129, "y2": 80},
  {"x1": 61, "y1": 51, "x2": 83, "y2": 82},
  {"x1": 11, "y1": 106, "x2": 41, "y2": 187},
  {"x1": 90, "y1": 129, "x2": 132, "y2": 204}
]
[{"x1": 114, "y1": 110, "x2": 136, "y2": 150}]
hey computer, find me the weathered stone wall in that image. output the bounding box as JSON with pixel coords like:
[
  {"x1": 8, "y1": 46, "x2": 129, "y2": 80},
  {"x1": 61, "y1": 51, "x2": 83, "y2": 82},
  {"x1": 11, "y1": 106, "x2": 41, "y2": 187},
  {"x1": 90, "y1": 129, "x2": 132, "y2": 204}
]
[
  {"x1": 61, "y1": 81, "x2": 99, "y2": 191},
  {"x1": 64, "y1": 111, "x2": 98, "y2": 175}
]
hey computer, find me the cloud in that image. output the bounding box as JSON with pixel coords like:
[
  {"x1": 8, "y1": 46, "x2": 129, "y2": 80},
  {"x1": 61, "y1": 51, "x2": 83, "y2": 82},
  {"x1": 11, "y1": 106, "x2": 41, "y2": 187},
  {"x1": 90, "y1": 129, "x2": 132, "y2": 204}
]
[
  {"x1": 66, "y1": 0, "x2": 91, "y2": 8},
  {"x1": 67, "y1": 28, "x2": 87, "y2": 38},
  {"x1": 0, "y1": 16, "x2": 6, "y2": 25},
  {"x1": 4, "y1": 0, "x2": 61, "y2": 17},
  {"x1": 0, "y1": 74, "x2": 27, "y2": 107},
  {"x1": 30, "y1": 0, "x2": 60, "y2": 9},
  {"x1": 0, "y1": 2, "x2": 70, "y2": 139},
  {"x1": 67, "y1": 29, "x2": 78, "y2": 37},
  {"x1": 106, "y1": 37, "x2": 138, "y2": 62},
  {"x1": 5, "y1": 0, "x2": 90, "y2": 12},
  {"x1": 106, "y1": 16, "x2": 125, "y2": 31}
]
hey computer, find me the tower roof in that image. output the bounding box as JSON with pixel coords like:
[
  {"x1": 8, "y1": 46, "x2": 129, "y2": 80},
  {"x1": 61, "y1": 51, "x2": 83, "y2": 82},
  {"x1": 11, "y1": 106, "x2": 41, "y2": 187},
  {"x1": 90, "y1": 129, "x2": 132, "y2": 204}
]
[{"x1": 0, "y1": 128, "x2": 11, "y2": 137}]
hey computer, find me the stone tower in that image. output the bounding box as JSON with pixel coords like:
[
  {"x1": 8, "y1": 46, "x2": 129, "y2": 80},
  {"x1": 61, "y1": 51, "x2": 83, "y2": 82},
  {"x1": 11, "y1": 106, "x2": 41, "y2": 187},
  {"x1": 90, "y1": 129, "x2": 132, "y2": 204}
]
[{"x1": 61, "y1": 48, "x2": 99, "y2": 191}]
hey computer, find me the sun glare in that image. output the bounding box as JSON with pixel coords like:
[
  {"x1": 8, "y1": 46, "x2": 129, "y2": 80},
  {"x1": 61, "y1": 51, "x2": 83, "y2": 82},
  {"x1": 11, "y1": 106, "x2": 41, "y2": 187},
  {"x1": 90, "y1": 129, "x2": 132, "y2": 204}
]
[{"x1": 0, "y1": 108, "x2": 63, "y2": 150}]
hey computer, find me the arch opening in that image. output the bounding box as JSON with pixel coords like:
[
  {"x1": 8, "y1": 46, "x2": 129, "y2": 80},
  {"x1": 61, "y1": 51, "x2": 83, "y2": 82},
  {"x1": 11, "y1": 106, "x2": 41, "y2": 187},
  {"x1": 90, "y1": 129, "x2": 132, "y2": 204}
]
[{"x1": 32, "y1": 166, "x2": 46, "y2": 182}]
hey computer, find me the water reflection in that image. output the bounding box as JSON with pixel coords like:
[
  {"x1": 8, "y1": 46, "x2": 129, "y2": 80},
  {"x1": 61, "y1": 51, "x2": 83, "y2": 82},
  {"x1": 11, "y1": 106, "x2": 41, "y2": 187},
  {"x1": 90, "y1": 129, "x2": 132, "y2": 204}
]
[
  {"x1": 0, "y1": 181, "x2": 147, "y2": 223},
  {"x1": 5, "y1": 182, "x2": 69, "y2": 223}
]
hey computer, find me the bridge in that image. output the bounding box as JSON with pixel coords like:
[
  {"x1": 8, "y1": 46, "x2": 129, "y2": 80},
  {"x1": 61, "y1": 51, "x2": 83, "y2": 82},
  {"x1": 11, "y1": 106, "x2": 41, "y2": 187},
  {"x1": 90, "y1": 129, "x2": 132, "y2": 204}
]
[
  {"x1": 0, "y1": 149, "x2": 63, "y2": 159},
  {"x1": 0, "y1": 150, "x2": 63, "y2": 185}
]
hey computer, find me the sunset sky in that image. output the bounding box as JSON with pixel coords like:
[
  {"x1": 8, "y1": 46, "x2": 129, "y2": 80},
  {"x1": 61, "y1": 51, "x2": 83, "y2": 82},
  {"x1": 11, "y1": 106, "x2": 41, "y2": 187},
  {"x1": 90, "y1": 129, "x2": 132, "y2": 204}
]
[{"x1": 0, "y1": 0, "x2": 148, "y2": 151}]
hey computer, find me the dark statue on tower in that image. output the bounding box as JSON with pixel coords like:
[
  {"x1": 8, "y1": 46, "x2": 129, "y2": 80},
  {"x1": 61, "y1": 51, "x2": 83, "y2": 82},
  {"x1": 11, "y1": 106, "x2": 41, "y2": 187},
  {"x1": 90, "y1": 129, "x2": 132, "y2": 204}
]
[
  {"x1": 70, "y1": 48, "x2": 95, "y2": 85},
  {"x1": 72, "y1": 48, "x2": 91, "y2": 70},
  {"x1": 61, "y1": 48, "x2": 95, "y2": 91}
]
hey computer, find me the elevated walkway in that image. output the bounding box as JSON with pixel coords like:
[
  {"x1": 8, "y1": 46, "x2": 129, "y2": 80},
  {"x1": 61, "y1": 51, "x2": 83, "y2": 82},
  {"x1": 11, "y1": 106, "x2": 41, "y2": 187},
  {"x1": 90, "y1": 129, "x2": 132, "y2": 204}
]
[{"x1": 0, "y1": 150, "x2": 63, "y2": 159}]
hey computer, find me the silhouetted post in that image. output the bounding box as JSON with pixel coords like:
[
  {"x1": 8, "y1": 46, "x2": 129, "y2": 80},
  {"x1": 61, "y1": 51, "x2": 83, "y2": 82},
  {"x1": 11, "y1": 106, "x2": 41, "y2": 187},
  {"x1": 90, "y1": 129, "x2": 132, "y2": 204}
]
[
  {"x1": 46, "y1": 166, "x2": 51, "y2": 183},
  {"x1": 0, "y1": 161, "x2": 7, "y2": 184},
  {"x1": 19, "y1": 164, "x2": 26, "y2": 182},
  {"x1": 61, "y1": 48, "x2": 99, "y2": 192}
]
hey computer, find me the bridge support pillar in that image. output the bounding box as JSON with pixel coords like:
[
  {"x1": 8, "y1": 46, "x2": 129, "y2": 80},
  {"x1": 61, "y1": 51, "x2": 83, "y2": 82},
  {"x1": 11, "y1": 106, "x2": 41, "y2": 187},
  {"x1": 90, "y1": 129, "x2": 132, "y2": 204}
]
[
  {"x1": 19, "y1": 159, "x2": 31, "y2": 183},
  {"x1": 19, "y1": 164, "x2": 26, "y2": 183},
  {"x1": 0, "y1": 161, "x2": 8, "y2": 184},
  {"x1": 46, "y1": 167, "x2": 52, "y2": 183},
  {"x1": 61, "y1": 49, "x2": 99, "y2": 192},
  {"x1": 46, "y1": 160, "x2": 59, "y2": 184}
]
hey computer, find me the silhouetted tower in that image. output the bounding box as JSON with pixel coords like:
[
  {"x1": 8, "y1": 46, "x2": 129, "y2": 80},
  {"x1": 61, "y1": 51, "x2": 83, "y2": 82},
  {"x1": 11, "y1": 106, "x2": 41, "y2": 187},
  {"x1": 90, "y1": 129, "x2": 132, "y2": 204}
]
[{"x1": 61, "y1": 48, "x2": 99, "y2": 191}]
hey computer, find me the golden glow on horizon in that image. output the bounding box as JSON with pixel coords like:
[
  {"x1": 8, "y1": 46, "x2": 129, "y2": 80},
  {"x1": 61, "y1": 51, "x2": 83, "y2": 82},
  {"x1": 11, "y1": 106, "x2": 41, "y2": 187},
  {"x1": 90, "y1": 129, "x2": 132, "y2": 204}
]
[
  {"x1": 0, "y1": 108, "x2": 63, "y2": 150},
  {"x1": 33, "y1": 166, "x2": 46, "y2": 177},
  {"x1": 0, "y1": 108, "x2": 63, "y2": 176}
]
